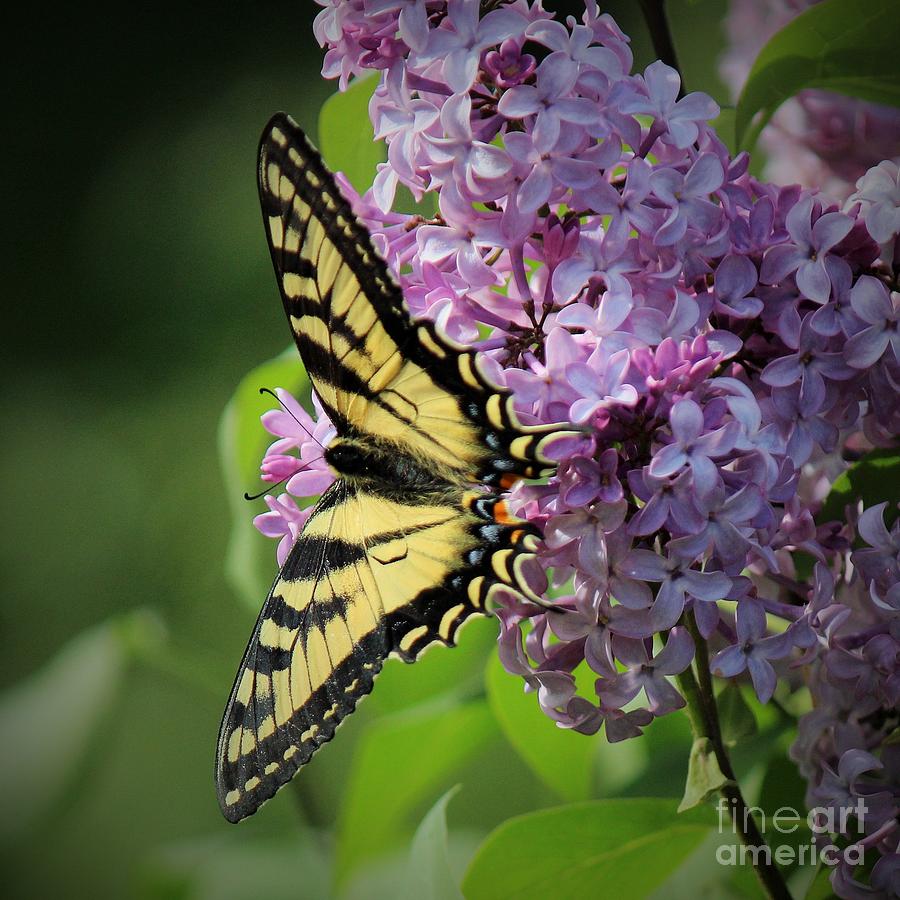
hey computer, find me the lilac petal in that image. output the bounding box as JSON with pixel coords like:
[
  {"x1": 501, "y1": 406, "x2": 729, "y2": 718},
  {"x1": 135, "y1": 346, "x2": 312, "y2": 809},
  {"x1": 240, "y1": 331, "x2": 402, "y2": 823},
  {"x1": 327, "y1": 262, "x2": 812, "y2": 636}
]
[
  {"x1": 711, "y1": 521, "x2": 748, "y2": 564},
  {"x1": 598, "y1": 290, "x2": 633, "y2": 331},
  {"x1": 286, "y1": 468, "x2": 335, "y2": 497},
  {"x1": 537, "y1": 52, "x2": 579, "y2": 95},
  {"x1": 845, "y1": 326, "x2": 890, "y2": 368},
  {"x1": 553, "y1": 157, "x2": 601, "y2": 191},
  {"x1": 627, "y1": 492, "x2": 670, "y2": 536},
  {"x1": 735, "y1": 599, "x2": 766, "y2": 643},
  {"x1": 723, "y1": 484, "x2": 763, "y2": 521},
  {"x1": 649, "y1": 443, "x2": 688, "y2": 478},
  {"x1": 444, "y1": 49, "x2": 480, "y2": 93},
  {"x1": 850, "y1": 275, "x2": 891, "y2": 323},
  {"x1": 760, "y1": 244, "x2": 804, "y2": 284},
  {"x1": 556, "y1": 303, "x2": 597, "y2": 331},
  {"x1": 477, "y1": 7, "x2": 525, "y2": 47},
  {"x1": 498, "y1": 85, "x2": 540, "y2": 118},
  {"x1": 643, "y1": 60, "x2": 680, "y2": 105},
  {"x1": 796, "y1": 258, "x2": 831, "y2": 304},
  {"x1": 532, "y1": 110, "x2": 561, "y2": 153},
  {"x1": 569, "y1": 398, "x2": 601, "y2": 424},
  {"x1": 651, "y1": 582, "x2": 686, "y2": 630},
  {"x1": 684, "y1": 153, "x2": 725, "y2": 195},
  {"x1": 716, "y1": 253, "x2": 757, "y2": 300},
  {"x1": 606, "y1": 709, "x2": 652, "y2": 740},
  {"x1": 653, "y1": 626, "x2": 695, "y2": 674},
  {"x1": 553, "y1": 258, "x2": 593, "y2": 302},
  {"x1": 798, "y1": 367, "x2": 826, "y2": 414},
  {"x1": 785, "y1": 194, "x2": 814, "y2": 246},
  {"x1": 857, "y1": 502, "x2": 891, "y2": 549},
  {"x1": 868, "y1": 201, "x2": 900, "y2": 243},
  {"x1": 837, "y1": 748, "x2": 882, "y2": 784},
  {"x1": 619, "y1": 549, "x2": 669, "y2": 581},
  {"x1": 761, "y1": 355, "x2": 802, "y2": 387},
  {"x1": 398, "y1": 2, "x2": 430, "y2": 51},
  {"x1": 696, "y1": 421, "x2": 740, "y2": 457},
  {"x1": 809, "y1": 302, "x2": 840, "y2": 336},
  {"x1": 555, "y1": 97, "x2": 599, "y2": 125},
  {"x1": 711, "y1": 644, "x2": 748, "y2": 678},
  {"x1": 811, "y1": 211, "x2": 853, "y2": 254},
  {"x1": 689, "y1": 453, "x2": 720, "y2": 497},
  {"x1": 585, "y1": 631, "x2": 616, "y2": 675},
  {"x1": 566, "y1": 361, "x2": 602, "y2": 398},
  {"x1": 826, "y1": 648, "x2": 866, "y2": 680},
  {"x1": 518, "y1": 163, "x2": 553, "y2": 212},
  {"x1": 644, "y1": 677, "x2": 686, "y2": 714},
  {"x1": 693, "y1": 599, "x2": 720, "y2": 638},
  {"x1": 723, "y1": 297, "x2": 763, "y2": 323},
  {"x1": 757, "y1": 628, "x2": 795, "y2": 660},
  {"x1": 649, "y1": 167, "x2": 681, "y2": 202},
  {"x1": 525, "y1": 18, "x2": 568, "y2": 50},
  {"x1": 534, "y1": 671, "x2": 577, "y2": 710},
  {"x1": 672, "y1": 91, "x2": 719, "y2": 122},
  {"x1": 682, "y1": 569, "x2": 731, "y2": 602},
  {"x1": 611, "y1": 576, "x2": 654, "y2": 609},
  {"x1": 670, "y1": 398, "x2": 704, "y2": 441},
  {"x1": 747, "y1": 657, "x2": 777, "y2": 703}
]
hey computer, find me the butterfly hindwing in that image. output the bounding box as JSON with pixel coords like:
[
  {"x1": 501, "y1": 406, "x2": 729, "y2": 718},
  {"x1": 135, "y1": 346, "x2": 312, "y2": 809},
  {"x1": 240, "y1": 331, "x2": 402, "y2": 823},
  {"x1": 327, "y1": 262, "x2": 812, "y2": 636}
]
[
  {"x1": 216, "y1": 481, "x2": 540, "y2": 822},
  {"x1": 257, "y1": 113, "x2": 562, "y2": 486}
]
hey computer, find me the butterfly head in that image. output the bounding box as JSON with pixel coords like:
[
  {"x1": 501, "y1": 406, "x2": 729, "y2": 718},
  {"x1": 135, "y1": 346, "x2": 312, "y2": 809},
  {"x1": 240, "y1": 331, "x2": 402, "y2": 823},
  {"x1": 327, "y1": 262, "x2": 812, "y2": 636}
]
[{"x1": 324, "y1": 439, "x2": 372, "y2": 478}]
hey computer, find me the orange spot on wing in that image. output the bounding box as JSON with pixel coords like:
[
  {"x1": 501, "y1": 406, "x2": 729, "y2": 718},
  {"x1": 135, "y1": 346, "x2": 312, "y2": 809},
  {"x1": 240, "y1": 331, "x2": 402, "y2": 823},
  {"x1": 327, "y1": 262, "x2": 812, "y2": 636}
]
[
  {"x1": 499, "y1": 474, "x2": 520, "y2": 490},
  {"x1": 493, "y1": 501, "x2": 518, "y2": 525}
]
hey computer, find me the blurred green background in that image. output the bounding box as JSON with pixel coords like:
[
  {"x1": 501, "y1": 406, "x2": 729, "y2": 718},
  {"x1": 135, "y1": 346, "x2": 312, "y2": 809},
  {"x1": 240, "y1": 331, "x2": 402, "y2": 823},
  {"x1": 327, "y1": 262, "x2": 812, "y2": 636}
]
[{"x1": 3, "y1": 4, "x2": 755, "y2": 899}]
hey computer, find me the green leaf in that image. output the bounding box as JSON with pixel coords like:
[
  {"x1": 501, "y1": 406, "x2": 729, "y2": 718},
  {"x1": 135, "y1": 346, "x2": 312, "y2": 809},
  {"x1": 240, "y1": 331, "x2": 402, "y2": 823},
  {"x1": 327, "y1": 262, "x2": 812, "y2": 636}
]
[
  {"x1": 819, "y1": 448, "x2": 900, "y2": 526},
  {"x1": 139, "y1": 831, "x2": 329, "y2": 900},
  {"x1": 405, "y1": 785, "x2": 464, "y2": 900},
  {"x1": 757, "y1": 753, "x2": 808, "y2": 821},
  {"x1": 218, "y1": 346, "x2": 310, "y2": 608},
  {"x1": 318, "y1": 73, "x2": 385, "y2": 194},
  {"x1": 334, "y1": 697, "x2": 498, "y2": 887},
  {"x1": 805, "y1": 864, "x2": 838, "y2": 899},
  {"x1": 0, "y1": 610, "x2": 164, "y2": 842},
  {"x1": 711, "y1": 106, "x2": 737, "y2": 156},
  {"x1": 485, "y1": 652, "x2": 594, "y2": 802},
  {"x1": 679, "y1": 737, "x2": 734, "y2": 812},
  {"x1": 462, "y1": 798, "x2": 715, "y2": 900},
  {"x1": 718, "y1": 682, "x2": 759, "y2": 746},
  {"x1": 736, "y1": 0, "x2": 900, "y2": 149}
]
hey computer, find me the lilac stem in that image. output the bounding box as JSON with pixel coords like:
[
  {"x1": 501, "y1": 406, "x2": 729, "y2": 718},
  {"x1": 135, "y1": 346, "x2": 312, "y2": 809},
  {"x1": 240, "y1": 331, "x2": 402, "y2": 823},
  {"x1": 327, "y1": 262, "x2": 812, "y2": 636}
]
[{"x1": 679, "y1": 614, "x2": 793, "y2": 900}]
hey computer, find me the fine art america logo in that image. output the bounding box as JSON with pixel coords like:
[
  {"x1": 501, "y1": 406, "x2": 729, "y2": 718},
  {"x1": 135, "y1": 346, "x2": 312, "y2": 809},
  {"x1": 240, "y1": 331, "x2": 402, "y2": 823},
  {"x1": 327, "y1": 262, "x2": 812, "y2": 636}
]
[{"x1": 716, "y1": 797, "x2": 870, "y2": 868}]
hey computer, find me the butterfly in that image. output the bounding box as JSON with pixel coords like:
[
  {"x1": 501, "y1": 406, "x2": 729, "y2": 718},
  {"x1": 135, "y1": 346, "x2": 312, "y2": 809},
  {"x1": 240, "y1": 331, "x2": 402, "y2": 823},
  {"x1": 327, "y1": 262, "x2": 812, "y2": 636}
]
[{"x1": 215, "y1": 113, "x2": 572, "y2": 823}]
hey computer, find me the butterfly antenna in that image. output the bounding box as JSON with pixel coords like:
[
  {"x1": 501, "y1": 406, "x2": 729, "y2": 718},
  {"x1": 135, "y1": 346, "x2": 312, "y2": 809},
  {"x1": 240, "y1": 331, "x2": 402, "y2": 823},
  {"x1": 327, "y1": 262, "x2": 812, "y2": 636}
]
[
  {"x1": 243, "y1": 452, "x2": 328, "y2": 502},
  {"x1": 244, "y1": 477, "x2": 288, "y2": 502},
  {"x1": 258, "y1": 387, "x2": 324, "y2": 449}
]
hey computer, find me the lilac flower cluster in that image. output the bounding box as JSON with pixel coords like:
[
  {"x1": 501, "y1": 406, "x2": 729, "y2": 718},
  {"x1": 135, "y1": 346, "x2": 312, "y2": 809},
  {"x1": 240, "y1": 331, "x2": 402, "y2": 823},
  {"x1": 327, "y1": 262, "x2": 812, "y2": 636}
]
[
  {"x1": 250, "y1": 3, "x2": 899, "y2": 893},
  {"x1": 721, "y1": 0, "x2": 900, "y2": 202},
  {"x1": 790, "y1": 508, "x2": 900, "y2": 898}
]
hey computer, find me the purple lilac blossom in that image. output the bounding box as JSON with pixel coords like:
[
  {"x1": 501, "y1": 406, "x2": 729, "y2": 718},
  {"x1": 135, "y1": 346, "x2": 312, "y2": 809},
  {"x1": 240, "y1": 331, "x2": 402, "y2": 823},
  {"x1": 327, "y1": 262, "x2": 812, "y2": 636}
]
[{"x1": 251, "y1": 6, "x2": 899, "y2": 894}]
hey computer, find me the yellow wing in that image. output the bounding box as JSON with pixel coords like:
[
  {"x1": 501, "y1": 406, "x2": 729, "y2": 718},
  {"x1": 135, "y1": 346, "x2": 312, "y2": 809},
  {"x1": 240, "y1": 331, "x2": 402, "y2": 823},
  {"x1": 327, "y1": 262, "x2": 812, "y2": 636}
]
[
  {"x1": 258, "y1": 113, "x2": 564, "y2": 487},
  {"x1": 215, "y1": 480, "x2": 540, "y2": 822}
]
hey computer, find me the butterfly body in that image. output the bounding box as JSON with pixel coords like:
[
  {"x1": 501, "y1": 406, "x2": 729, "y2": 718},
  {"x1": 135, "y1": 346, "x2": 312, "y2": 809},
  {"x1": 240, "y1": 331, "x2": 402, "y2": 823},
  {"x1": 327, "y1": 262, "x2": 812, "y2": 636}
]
[{"x1": 216, "y1": 113, "x2": 571, "y2": 823}]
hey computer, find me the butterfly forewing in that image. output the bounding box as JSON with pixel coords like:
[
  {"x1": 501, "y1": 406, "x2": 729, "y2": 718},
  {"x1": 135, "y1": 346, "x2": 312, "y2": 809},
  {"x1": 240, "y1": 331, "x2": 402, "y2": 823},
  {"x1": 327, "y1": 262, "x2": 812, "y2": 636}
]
[{"x1": 257, "y1": 113, "x2": 563, "y2": 485}]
